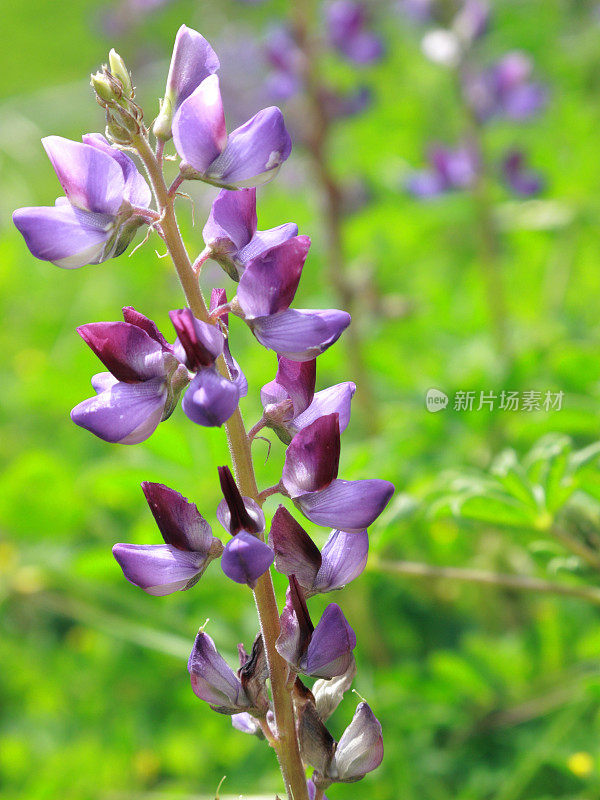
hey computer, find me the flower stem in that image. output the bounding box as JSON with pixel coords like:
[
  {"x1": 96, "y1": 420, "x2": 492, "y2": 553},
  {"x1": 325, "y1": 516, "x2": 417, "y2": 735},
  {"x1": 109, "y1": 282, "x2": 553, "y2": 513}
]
[{"x1": 132, "y1": 133, "x2": 308, "y2": 800}]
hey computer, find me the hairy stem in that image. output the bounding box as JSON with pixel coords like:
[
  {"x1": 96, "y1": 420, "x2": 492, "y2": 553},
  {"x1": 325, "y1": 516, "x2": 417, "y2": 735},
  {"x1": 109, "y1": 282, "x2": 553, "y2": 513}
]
[
  {"x1": 372, "y1": 558, "x2": 600, "y2": 605},
  {"x1": 133, "y1": 133, "x2": 309, "y2": 800},
  {"x1": 291, "y1": 0, "x2": 378, "y2": 431}
]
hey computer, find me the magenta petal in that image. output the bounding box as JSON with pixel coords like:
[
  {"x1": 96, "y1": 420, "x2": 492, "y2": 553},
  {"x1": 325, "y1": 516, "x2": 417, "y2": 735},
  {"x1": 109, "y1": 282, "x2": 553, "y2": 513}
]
[
  {"x1": 164, "y1": 26, "x2": 220, "y2": 112},
  {"x1": 141, "y1": 482, "x2": 213, "y2": 552},
  {"x1": 272, "y1": 357, "x2": 316, "y2": 417},
  {"x1": 82, "y1": 133, "x2": 151, "y2": 209},
  {"x1": 206, "y1": 106, "x2": 292, "y2": 188},
  {"x1": 295, "y1": 478, "x2": 395, "y2": 532},
  {"x1": 237, "y1": 222, "x2": 299, "y2": 266},
  {"x1": 251, "y1": 308, "x2": 351, "y2": 361},
  {"x1": 112, "y1": 543, "x2": 205, "y2": 595},
  {"x1": 182, "y1": 368, "x2": 240, "y2": 427},
  {"x1": 331, "y1": 702, "x2": 384, "y2": 781},
  {"x1": 169, "y1": 308, "x2": 224, "y2": 369},
  {"x1": 42, "y1": 136, "x2": 125, "y2": 215},
  {"x1": 315, "y1": 529, "x2": 369, "y2": 592},
  {"x1": 292, "y1": 381, "x2": 355, "y2": 435},
  {"x1": 13, "y1": 204, "x2": 112, "y2": 269},
  {"x1": 237, "y1": 236, "x2": 310, "y2": 319},
  {"x1": 282, "y1": 415, "x2": 340, "y2": 497},
  {"x1": 77, "y1": 321, "x2": 166, "y2": 382},
  {"x1": 188, "y1": 631, "x2": 249, "y2": 713},
  {"x1": 203, "y1": 188, "x2": 257, "y2": 254},
  {"x1": 70, "y1": 378, "x2": 166, "y2": 444},
  {"x1": 304, "y1": 603, "x2": 356, "y2": 678},
  {"x1": 271, "y1": 505, "x2": 322, "y2": 589},
  {"x1": 221, "y1": 531, "x2": 274, "y2": 588},
  {"x1": 173, "y1": 75, "x2": 227, "y2": 174},
  {"x1": 122, "y1": 306, "x2": 173, "y2": 351}
]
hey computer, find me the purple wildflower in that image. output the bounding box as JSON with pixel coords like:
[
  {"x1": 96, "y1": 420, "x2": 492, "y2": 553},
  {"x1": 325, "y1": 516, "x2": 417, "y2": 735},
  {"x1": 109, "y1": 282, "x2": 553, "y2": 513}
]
[
  {"x1": 407, "y1": 143, "x2": 480, "y2": 198},
  {"x1": 326, "y1": 1, "x2": 384, "y2": 65},
  {"x1": 188, "y1": 630, "x2": 251, "y2": 713},
  {"x1": 327, "y1": 702, "x2": 384, "y2": 781},
  {"x1": 501, "y1": 149, "x2": 544, "y2": 197}
]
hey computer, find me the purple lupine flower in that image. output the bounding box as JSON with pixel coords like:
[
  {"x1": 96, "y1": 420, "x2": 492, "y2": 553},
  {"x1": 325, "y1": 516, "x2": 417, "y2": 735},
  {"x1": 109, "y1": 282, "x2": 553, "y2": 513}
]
[
  {"x1": 281, "y1": 415, "x2": 395, "y2": 531},
  {"x1": 463, "y1": 52, "x2": 547, "y2": 123},
  {"x1": 173, "y1": 74, "x2": 292, "y2": 188},
  {"x1": 406, "y1": 143, "x2": 479, "y2": 198},
  {"x1": 501, "y1": 149, "x2": 544, "y2": 197},
  {"x1": 231, "y1": 242, "x2": 351, "y2": 361},
  {"x1": 271, "y1": 505, "x2": 369, "y2": 595},
  {"x1": 112, "y1": 482, "x2": 223, "y2": 595},
  {"x1": 327, "y1": 702, "x2": 384, "y2": 782},
  {"x1": 216, "y1": 465, "x2": 265, "y2": 535},
  {"x1": 221, "y1": 531, "x2": 274, "y2": 588},
  {"x1": 13, "y1": 135, "x2": 151, "y2": 269},
  {"x1": 276, "y1": 576, "x2": 356, "y2": 678},
  {"x1": 307, "y1": 780, "x2": 329, "y2": 800},
  {"x1": 261, "y1": 355, "x2": 355, "y2": 443},
  {"x1": 203, "y1": 188, "x2": 299, "y2": 281},
  {"x1": 70, "y1": 308, "x2": 189, "y2": 444},
  {"x1": 326, "y1": 1, "x2": 384, "y2": 65},
  {"x1": 188, "y1": 630, "x2": 252, "y2": 713},
  {"x1": 170, "y1": 308, "x2": 243, "y2": 427},
  {"x1": 154, "y1": 25, "x2": 220, "y2": 140},
  {"x1": 264, "y1": 25, "x2": 303, "y2": 103}
]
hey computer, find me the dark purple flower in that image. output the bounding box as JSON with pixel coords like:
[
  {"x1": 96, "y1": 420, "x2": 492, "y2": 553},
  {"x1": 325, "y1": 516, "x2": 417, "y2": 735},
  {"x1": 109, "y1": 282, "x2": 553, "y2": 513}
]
[
  {"x1": 276, "y1": 577, "x2": 356, "y2": 678},
  {"x1": 463, "y1": 52, "x2": 547, "y2": 123},
  {"x1": 221, "y1": 532, "x2": 274, "y2": 588},
  {"x1": 326, "y1": 1, "x2": 384, "y2": 65},
  {"x1": 173, "y1": 75, "x2": 292, "y2": 188},
  {"x1": 271, "y1": 506, "x2": 369, "y2": 595},
  {"x1": 154, "y1": 25, "x2": 220, "y2": 140},
  {"x1": 112, "y1": 482, "x2": 222, "y2": 595},
  {"x1": 261, "y1": 356, "x2": 355, "y2": 443},
  {"x1": 216, "y1": 465, "x2": 265, "y2": 535},
  {"x1": 170, "y1": 308, "x2": 243, "y2": 428},
  {"x1": 282, "y1": 415, "x2": 395, "y2": 531},
  {"x1": 70, "y1": 308, "x2": 189, "y2": 444},
  {"x1": 501, "y1": 149, "x2": 544, "y2": 197},
  {"x1": 328, "y1": 702, "x2": 384, "y2": 782},
  {"x1": 188, "y1": 630, "x2": 251, "y2": 713},
  {"x1": 13, "y1": 135, "x2": 151, "y2": 269},
  {"x1": 203, "y1": 188, "x2": 299, "y2": 281}
]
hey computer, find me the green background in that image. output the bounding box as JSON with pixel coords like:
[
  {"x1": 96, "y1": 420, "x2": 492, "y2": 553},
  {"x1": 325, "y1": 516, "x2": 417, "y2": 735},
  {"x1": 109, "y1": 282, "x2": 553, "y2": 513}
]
[{"x1": 3, "y1": 1, "x2": 600, "y2": 798}]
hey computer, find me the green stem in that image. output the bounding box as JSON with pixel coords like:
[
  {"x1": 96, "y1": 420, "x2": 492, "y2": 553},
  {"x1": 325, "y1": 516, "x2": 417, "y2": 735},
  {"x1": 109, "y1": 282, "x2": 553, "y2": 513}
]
[{"x1": 133, "y1": 133, "x2": 309, "y2": 800}]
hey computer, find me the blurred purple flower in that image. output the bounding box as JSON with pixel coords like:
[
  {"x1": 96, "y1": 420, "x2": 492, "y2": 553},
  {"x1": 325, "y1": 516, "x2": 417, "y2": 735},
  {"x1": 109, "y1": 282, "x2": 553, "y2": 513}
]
[
  {"x1": 501, "y1": 150, "x2": 544, "y2": 197},
  {"x1": 112, "y1": 482, "x2": 222, "y2": 595},
  {"x1": 173, "y1": 75, "x2": 292, "y2": 188},
  {"x1": 282, "y1": 415, "x2": 395, "y2": 531},
  {"x1": 406, "y1": 143, "x2": 479, "y2": 198},
  {"x1": 264, "y1": 25, "x2": 304, "y2": 103},
  {"x1": 397, "y1": 0, "x2": 434, "y2": 23},
  {"x1": 271, "y1": 505, "x2": 369, "y2": 595},
  {"x1": 453, "y1": 0, "x2": 490, "y2": 43},
  {"x1": 463, "y1": 52, "x2": 547, "y2": 122},
  {"x1": 13, "y1": 134, "x2": 151, "y2": 269},
  {"x1": 326, "y1": 1, "x2": 384, "y2": 65}
]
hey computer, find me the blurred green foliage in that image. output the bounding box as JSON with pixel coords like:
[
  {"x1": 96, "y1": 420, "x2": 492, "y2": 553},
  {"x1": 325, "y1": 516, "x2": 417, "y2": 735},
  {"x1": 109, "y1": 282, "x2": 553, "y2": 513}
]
[{"x1": 3, "y1": 1, "x2": 600, "y2": 798}]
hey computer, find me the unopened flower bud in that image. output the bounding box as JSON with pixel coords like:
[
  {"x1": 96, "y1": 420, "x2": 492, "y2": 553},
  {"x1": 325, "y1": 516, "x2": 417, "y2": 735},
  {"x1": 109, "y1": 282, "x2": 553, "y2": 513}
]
[
  {"x1": 109, "y1": 49, "x2": 133, "y2": 97},
  {"x1": 91, "y1": 70, "x2": 116, "y2": 104}
]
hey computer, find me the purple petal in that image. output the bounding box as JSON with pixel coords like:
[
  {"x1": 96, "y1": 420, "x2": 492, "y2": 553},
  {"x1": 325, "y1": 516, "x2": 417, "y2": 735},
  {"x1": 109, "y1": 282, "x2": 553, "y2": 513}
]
[
  {"x1": 502, "y1": 150, "x2": 543, "y2": 197},
  {"x1": 271, "y1": 505, "x2": 322, "y2": 589},
  {"x1": 140, "y1": 481, "x2": 213, "y2": 552},
  {"x1": 292, "y1": 381, "x2": 355, "y2": 436},
  {"x1": 188, "y1": 631, "x2": 249, "y2": 712},
  {"x1": 122, "y1": 306, "x2": 173, "y2": 351},
  {"x1": 203, "y1": 188, "x2": 257, "y2": 256},
  {"x1": 77, "y1": 321, "x2": 166, "y2": 382},
  {"x1": 206, "y1": 106, "x2": 292, "y2": 189},
  {"x1": 251, "y1": 308, "x2": 351, "y2": 361},
  {"x1": 112, "y1": 542, "x2": 206, "y2": 595},
  {"x1": 169, "y1": 308, "x2": 224, "y2": 369},
  {"x1": 331, "y1": 702, "x2": 384, "y2": 781},
  {"x1": 339, "y1": 32, "x2": 384, "y2": 64},
  {"x1": 307, "y1": 780, "x2": 328, "y2": 800},
  {"x1": 492, "y1": 52, "x2": 532, "y2": 93},
  {"x1": 173, "y1": 75, "x2": 227, "y2": 174},
  {"x1": 304, "y1": 603, "x2": 357, "y2": 678},
  {"x1": 271, "y1": 357, "x2": 316, "y2": 417},
  {"x1": 13, "y1": 204, "x2": 112, "y2": 269},
  {"x1": 430, "y1": 145, "x2": 479, "y2": 189},
  {"x1": 295, "y1": 478, "x2": 395, "y2": 532},
  {"x1": 275, "y1": 593, "x2": 303, "y2": 667},
  {"x1": 232, "y1": 712, "x2": 262, "y2": 735},
  {"x1": 237, "y1": 222, "x2": 299, "y2": 266},
  {"x1": 405, "y1": 170, "x2": 447, "y2": 199},
  {"x1": 182, "y1": 367, "x2": 241, "y2": 427},
  {"x1": 217, "y1": 465, "x2": 265, "y2": 535},
  {"x1": 453, "y1": 0, "x2": 490, "y2": 42},
  {"x1": 221, "y1": 531, "x2": 274, "y2": 588},
  {"x1": 91, "y1": 372, "x2": 118, "y2": 393},
  {"x1": 163, "y1": 26, "x2": 220, "y2": 113},
  {"x1": 315, "y1": 529, "x2": 369, "y2": 592},
  {"x1": 502, "y1": 82, "x2": 547, "y2": 119},
  {"x1": 82, "y1": 133, "x2": 151, "y2": 208},
  {"x1": 282, "y1": 415, "x2": 340, "y2": 497},
  {"x1": 237, "y1": 236, "x2": 311, "y2": 319},
  {"x1": 71, "y1": 377, "x2": 167, "y2": 444},
  {"x1": 42, "y1": 136, "x2": 125, "y2": 215}
]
